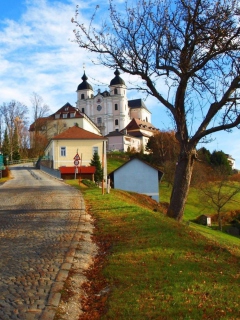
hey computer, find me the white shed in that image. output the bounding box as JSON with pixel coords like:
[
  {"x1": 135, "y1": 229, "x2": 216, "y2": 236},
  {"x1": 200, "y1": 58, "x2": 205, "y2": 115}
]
[{"x1": 109, "y1": 158, "x2": 163, "y2": 202}]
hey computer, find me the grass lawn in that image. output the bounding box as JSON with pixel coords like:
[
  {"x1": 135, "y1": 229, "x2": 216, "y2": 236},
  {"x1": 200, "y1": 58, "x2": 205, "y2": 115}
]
[
  {"x1": 66, "y1": 180, "x2": 240, "y2": 319},
  {"x1": 107, "y1": 154, "x2": 129, "y2": 174}
]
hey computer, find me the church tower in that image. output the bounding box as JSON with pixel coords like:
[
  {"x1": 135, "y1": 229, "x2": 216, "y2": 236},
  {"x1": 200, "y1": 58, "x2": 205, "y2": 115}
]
[
  {"x1": 76, "y1": 69, "x2": 130, "y2": 136},
  {"x1": 76, "y1": 71, "x2": 94, "y2": 114}
]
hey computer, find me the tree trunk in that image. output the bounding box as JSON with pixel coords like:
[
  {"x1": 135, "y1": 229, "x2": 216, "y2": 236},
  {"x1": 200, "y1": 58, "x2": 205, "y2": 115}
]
[
  {"x1": 167, "y1": 148, "x2": 196, "y2": 221},
  {"x1": 218, "y1": 212, "x2": 222, "y2": 231}
]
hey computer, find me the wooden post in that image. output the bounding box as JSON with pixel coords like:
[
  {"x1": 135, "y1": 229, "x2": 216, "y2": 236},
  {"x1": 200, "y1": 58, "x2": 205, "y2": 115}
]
[{"x1": 102, "y1": 141, "x2": 104, "y2": 195}]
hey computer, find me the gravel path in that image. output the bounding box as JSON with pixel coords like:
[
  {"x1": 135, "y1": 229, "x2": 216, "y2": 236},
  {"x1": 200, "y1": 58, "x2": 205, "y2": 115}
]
[{"x1": 0, "y1": 165, "x2": 97, "y2": 320}]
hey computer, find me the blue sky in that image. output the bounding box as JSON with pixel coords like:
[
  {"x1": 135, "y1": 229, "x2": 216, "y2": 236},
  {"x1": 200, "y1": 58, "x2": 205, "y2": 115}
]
[{"x1": 0, "y1": 0, "x2": 239, "y2": 168}]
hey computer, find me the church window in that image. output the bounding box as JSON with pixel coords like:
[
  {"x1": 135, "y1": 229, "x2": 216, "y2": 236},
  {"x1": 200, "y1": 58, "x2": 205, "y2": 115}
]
[
  {"x1": 114, "y1": 88, "x2": 118, "y2": 94},
  {"x1": 115, "y1": 104, "x2": 118, "y2": 110},
  {"x1": 81, "y1": 108, "x2": 84, "y2": 113},
  {"x1": 115, "y1": 119, "x2": 119, "y2": 125},
  {"x1": 81, "y1": 93, "x2": 85, "y2": 99},
  {"x1": 97, "y1": 117, "x2": 102, "y2": 124}
]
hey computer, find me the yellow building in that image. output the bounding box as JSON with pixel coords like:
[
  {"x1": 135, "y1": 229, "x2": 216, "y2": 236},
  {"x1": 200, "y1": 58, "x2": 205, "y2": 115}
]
[{"x1": 44, "y1": 126, "x2": 107, "y2": 178}]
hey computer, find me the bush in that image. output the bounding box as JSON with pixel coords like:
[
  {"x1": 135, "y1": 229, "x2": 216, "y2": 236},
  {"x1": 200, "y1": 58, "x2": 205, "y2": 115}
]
[{"x1": 81, "y1": 179, "x2": 98, "y2": 188}]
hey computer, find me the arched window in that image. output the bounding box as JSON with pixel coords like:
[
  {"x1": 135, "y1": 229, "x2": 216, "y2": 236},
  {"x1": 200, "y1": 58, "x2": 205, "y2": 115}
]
[
  {"x1": 81, "y1": 93, "x2": 85, "y2": 99},
  {"x1": 114, "y1": 88, "x2": 118, "y2": 94},
  {"x1": 115, "y1": 104, "x2": 118, "y2": 110},
  {"x1": 115, "y1": 119, "x2": 118, "y2": 125}
]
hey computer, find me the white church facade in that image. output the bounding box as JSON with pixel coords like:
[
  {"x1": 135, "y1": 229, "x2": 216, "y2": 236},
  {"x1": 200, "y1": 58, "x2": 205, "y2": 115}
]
[{"x1": 76, "y1": 69, "x2": 158, "y2": 152}]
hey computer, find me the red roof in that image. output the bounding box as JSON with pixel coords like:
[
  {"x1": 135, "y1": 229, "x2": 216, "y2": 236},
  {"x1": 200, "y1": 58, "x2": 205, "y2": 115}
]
[
  {"x1": 122, "y1": 118, "x2": 158, "y2": 132},
  {"x1": 59, "y1": 166, "x2": 96, "y2": 174},
  {"x1": 53, "y1": 126, "x2": 106, "y2": 140}
]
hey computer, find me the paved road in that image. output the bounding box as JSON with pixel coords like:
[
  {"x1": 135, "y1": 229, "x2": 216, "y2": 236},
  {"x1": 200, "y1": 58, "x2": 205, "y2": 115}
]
[{"x1": 0, "y1": 165, "x2": 92, "y2": 320}]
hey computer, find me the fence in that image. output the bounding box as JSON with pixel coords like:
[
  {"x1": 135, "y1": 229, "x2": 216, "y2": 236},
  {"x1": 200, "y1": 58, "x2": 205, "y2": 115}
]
[
  {"x1": 7, "y1": 158, "x2": 38, "y2": 166},
  {"x1": 40, "y1": 164, "x2": 62, "y2": 179}
]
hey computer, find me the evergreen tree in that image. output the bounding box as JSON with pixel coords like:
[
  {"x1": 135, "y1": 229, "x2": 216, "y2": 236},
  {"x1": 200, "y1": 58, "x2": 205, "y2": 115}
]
[
  {"x1": 210, "y1": 150, "x2": 231, "y2": 174},
  {"x1": 90, "y1": 151, "x2": 103, "y2": 183},
  {"x1": 12, "y1": 126, "x2": 20, "y2": 161},
  {"x1": 2, "y1": 128, "x2": 10, "y2": 164}
]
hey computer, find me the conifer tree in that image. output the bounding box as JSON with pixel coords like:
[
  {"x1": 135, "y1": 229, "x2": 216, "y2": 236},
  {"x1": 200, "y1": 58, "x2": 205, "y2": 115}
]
[
  {"x1": 90, "y1": 151, "x2": 103, "y2": 184},
  {"x1": 12, "y1": 127, "x2": 20, "y2": 161},
  {"x1": 2, "y1": 129, "x2": 10, "y2": 165}
]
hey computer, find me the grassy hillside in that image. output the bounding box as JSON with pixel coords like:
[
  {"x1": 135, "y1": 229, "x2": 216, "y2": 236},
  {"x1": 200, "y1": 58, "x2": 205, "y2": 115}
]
[
  {"x1": 66, "y1": 180, "x2": 240, "y2": 319},
  {"x1": 107, "y1": 153, "x2": 240, "y2": 222},
  {"x1": 107, "y1": 153, "x2": 129, "y2": 174}
]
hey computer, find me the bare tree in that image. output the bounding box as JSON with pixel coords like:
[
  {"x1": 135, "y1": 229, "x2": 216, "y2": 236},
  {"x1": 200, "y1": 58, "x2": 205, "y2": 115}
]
[
  {"x1": 0, "y1": 101, "x2": 28, "y2": 160},
  {"x1": 30, "y1": 93, "x2": 51, "y2": 155},
  {"x1": 73, "y1": 0, "x2": 240, "y2": 221},
  {"x1": 31, "y1": 92, "x2": 50, "y2": 122},
  {"x1": 199, "y1": 169, "x2": 240, "y2": 231}
]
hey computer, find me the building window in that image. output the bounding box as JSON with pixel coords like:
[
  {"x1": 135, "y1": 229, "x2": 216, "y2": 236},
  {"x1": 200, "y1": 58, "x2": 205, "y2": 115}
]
[
  {"x1": 97, "y1": 117, "x2": 102, "y2": 124},
  {"x1": 81, "y1": 93, "x2": 85, "y2": 99},
  {"x1": 55, "y1": 114, "x2": 60, "y2": 119},
  {"x1": 70, "y1": 112, "x2": 75, "y2": 118},
  {"x1": 93, "y1": 146, "x2": 98, "y2": 155},
  {"x1": 60, "y1": 147, "x2": 66, "y2": 157},
  {"x1": 63, "y1": 113, "x2": 67, "y2": 119},
  {"x1": 114, "y1": 88, "x2": 118, "y2": 94},
  {"x1": 115, "y1": 104, "x2": 118, "y2": 110},
  {"x1": 81, "y1": 108, "x2": 84, "y2": 113},
  {"x1": 115, "y1": 119, "x2": 118, "y2": 125}
]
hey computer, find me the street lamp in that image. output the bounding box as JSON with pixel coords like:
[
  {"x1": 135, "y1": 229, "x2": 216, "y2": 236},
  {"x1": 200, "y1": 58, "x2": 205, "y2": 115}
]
[{"x1": 6, "y1": 156, "x2": 9, "y2": 167}]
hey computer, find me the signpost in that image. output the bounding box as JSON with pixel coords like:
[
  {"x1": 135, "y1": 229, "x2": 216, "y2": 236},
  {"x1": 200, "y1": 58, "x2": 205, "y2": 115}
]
[{"x1": 73, "y1": 152, "x2": 81, "y2": 179}]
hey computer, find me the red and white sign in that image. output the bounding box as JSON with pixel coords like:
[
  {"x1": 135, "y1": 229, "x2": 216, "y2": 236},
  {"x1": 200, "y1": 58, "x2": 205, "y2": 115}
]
[
  {"x1": 74, "y1": 160, "x2": 79, "y2": 166},
  {"x1": 73, "y1": 153, "x2": 80, "y2": 161}
]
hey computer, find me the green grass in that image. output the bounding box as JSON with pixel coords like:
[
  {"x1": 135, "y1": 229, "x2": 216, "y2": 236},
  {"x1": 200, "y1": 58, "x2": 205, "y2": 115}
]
[
  {"x1": 107, "y1": 153, "x2": 129, "y2": 174},
  {"x1": 160, "y1": 181, "x2": 240, "y2": 221},
  {"x1": 66, "y1": 180, "x2": 240, "y2": 319}
]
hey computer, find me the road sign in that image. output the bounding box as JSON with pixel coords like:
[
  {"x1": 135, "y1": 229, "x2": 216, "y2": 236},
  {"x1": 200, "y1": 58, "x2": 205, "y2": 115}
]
[
  {"x1": 73, "y1": 153, "x2": 80, "y2": 160},
  {"x1": 74, "y1": 160, "x2": 79, "y2": 166}
]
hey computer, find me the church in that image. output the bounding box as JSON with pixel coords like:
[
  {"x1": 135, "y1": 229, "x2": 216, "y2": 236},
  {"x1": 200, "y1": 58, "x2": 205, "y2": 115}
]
[
  {"x1": 76, "y1": 69, "x2": 158, "y2": 152},
  {"x1": 30, "y1": 69, "x2": 158, "y2": 153}
]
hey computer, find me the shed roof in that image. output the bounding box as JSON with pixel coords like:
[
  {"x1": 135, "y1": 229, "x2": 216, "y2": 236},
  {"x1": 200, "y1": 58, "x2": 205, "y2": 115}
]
[{"x1": 109, "y1": 157, "x2": 163, "y2": 179}]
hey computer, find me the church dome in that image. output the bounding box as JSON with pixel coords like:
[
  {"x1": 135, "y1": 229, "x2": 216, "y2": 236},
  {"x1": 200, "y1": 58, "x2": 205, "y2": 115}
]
[
  {"x1": 77, "y1": 72, "x2": 93, "y2": 91},
  {"x1": 110, "y1": 69, "x2": 125, "y2": 86}
]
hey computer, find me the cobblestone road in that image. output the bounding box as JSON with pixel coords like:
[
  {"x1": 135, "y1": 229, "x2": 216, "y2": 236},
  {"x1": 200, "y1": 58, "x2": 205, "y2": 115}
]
[{"x1": 0, "y1": 165, "x2": 94, "y2": 320}]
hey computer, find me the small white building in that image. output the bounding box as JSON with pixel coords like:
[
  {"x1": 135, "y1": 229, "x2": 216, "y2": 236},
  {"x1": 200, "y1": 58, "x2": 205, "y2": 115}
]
[{"x1": 109, "y1": 158, "x2": 163, "y2": 202}]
